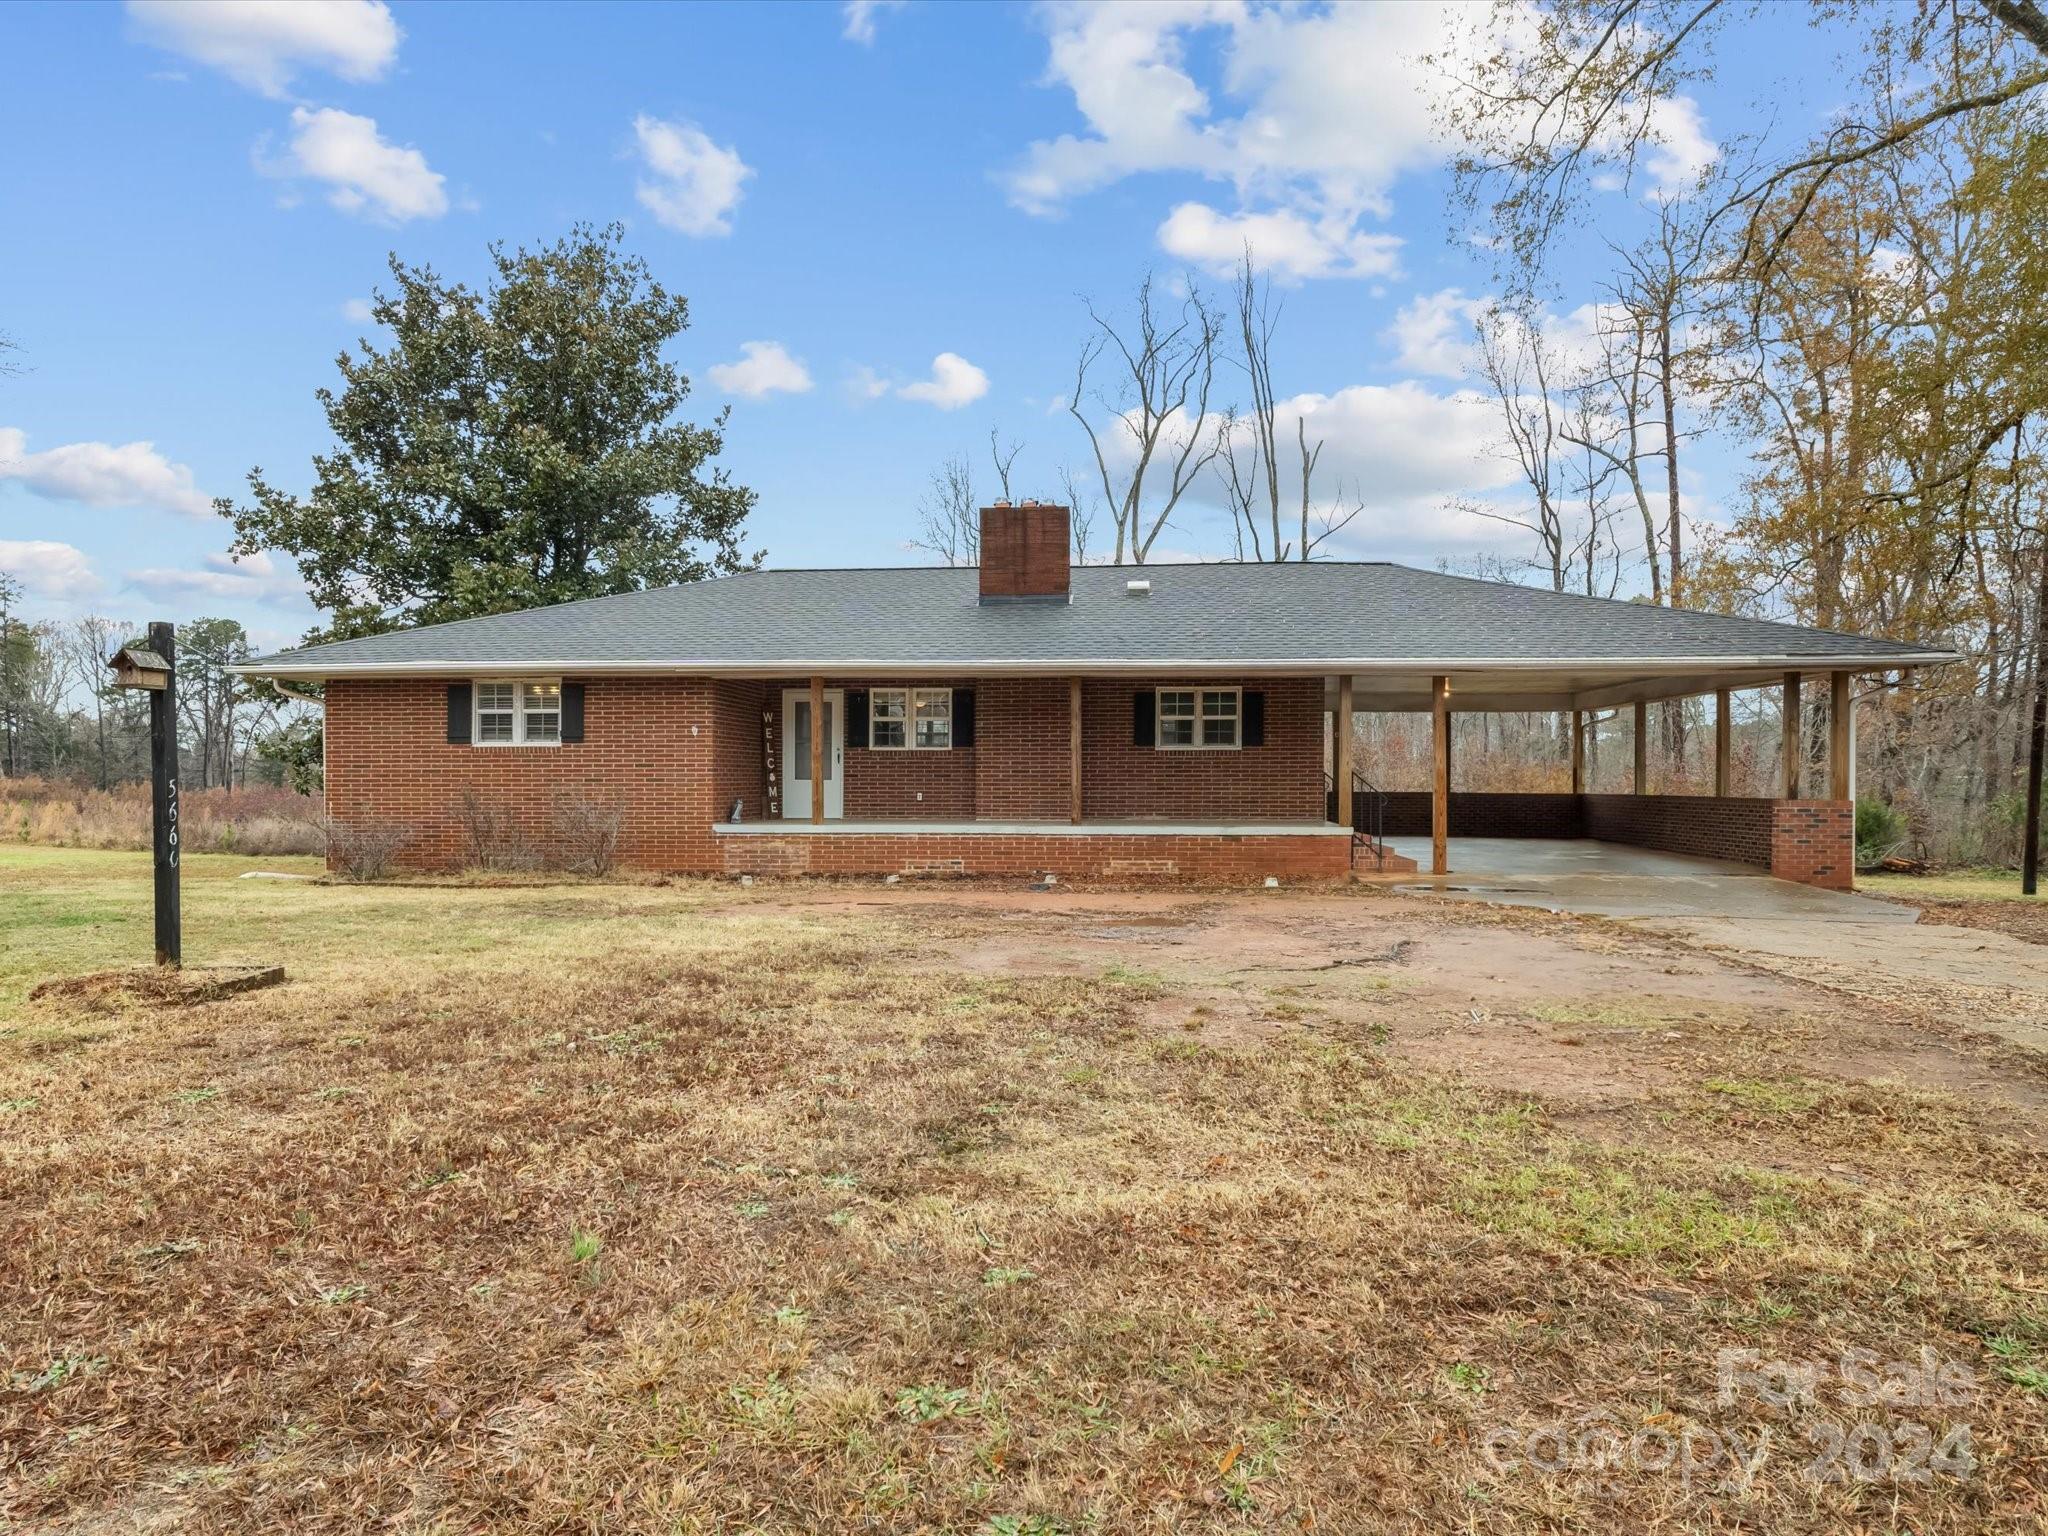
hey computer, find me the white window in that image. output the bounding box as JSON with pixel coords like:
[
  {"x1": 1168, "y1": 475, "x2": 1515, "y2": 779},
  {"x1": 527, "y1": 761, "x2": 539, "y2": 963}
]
[
  {"x1": 475, "y1": 679, "x2": 561, "y2": 746},
  {"x1": 869, "y1": 687, "x2": 952, "y2": 750},
  {"x1": 1157, "y1": 687, "x2": 1239, "y2": 750},
  {"x1": 870, "y1": 688, "x2": 908, "y2": 749}
]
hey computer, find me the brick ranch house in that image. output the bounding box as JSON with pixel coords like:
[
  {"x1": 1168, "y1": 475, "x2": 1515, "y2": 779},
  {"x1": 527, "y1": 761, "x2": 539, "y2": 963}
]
[{"x1": 242, "y1": 503, "x2": 1954, "y2": 888}]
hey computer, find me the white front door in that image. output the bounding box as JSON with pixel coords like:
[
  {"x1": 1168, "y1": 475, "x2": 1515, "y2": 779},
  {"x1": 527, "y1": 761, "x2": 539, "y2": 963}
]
[{"x1": 781, "y1": 688, "x2": 844, "y2": 819}]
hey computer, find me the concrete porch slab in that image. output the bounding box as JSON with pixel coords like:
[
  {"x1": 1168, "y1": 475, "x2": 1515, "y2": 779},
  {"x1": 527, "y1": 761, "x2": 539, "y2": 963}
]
[{"x1": 1378, "y1": 836, "x2": 1914, "y2": 923}]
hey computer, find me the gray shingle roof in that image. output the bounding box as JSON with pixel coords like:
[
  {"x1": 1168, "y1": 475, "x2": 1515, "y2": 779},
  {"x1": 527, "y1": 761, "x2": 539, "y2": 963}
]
[{"x1": 243, "y1": 563, "x2": 1954, "y2": 676}]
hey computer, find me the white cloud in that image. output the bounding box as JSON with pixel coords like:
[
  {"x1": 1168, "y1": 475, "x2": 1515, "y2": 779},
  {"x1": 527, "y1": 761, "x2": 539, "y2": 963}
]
[
  {"x1": 125, "y1": 550, "x2": 307, "y2": 607},
  {"x1": 1384, "y1": 287, "x2": 1492, "y2": 378},
  {"x1": 706, "y1": 341, "x2": 814, "y2": 400},
  {"x1": 0, "y1": 541, "x2": 101, "y2": 601},
  {"x1": 632, "y1": 115, "x2": 752, "y2": 237},
  {"x1": 1639, "y1": 97, "x2": 1718, "y2": 199},
  {"x1": 1271, "y1": 383, "x2": 1513, "y2": 506},
  {"x1": 278, "y1": 106, "x2": 447, "y2": 221},
  {"x1": 341, "y1": 296, "x2": 375, "y2": 323},
  {"x1": 0, "y1": 426, "x2": 214, "y2": 518},
  {"x1": 1157, "y1": 202, "x2": 1401, "y2": 282},
  {"x1": 1011, "y1": 3, "x2": 1716, "y2": 284},
  {"x1": 841, "y1": 0, "x2": 905, "y2": 45},
  {"x1": 126, "y1": 0, "x2": 400, "y2": 98},
  {"x1": 897, "y1": 353, "x2": 989, "y2": 410},
  {"x1": 1007, "y1": 3, "x2": 1452, "y2": 274},
  {"x1": 845, "y1": 365, "x2": 893, "y2": 402}
]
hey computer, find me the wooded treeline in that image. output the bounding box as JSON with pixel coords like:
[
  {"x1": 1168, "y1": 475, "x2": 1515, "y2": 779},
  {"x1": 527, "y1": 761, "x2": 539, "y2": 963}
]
[
  {"x1": 0, "y1": 584, "x2": 316, "y2": 794},
  {"x1": 1425, "y1": 0, "x2": 2048, "y2": 868}
]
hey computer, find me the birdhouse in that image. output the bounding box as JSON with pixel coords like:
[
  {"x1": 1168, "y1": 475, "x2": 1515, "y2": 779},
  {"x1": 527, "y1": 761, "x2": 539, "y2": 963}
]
[{"x1": 109, "y1": 645, "x2": 172, "y2": 691}]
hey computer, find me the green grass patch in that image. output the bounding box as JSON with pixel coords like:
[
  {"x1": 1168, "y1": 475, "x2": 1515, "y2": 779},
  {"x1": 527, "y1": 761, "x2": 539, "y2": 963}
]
[
  {"x1": 1455, "y1": 1159, "x2": 1802, "y2": 1264},
  {"x1": 1702, "y1": 1077, "x2": 1823, "y2": 1114}
]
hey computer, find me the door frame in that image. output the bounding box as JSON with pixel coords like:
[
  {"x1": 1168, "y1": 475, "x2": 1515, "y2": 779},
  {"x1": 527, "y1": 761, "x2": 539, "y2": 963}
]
[{"x1": 781, "y1": 687, "x2": 845, "y2": 820}]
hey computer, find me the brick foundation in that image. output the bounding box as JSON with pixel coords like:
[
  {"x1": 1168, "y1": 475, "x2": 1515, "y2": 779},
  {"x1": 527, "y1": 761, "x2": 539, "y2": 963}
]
[{"x1": 717, "y1": 830, "x2": 1353, "y2": 882}]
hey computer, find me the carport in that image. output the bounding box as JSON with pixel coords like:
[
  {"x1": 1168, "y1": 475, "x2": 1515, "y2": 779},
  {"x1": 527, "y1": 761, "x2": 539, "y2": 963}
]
[{"x1": 1325, "y1": 650, "x2": 1951, "y2": 891}]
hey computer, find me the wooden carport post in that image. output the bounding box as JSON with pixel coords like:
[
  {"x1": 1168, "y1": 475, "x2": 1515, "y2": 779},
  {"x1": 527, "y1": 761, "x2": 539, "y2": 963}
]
[
  {"x1": 1714, "y1": 688, "x2": 1731, "y2": 797},
  {"x1": 809, "y1": 674, "x2": 825, "y2": 823},
  {"x1": 1069, "y1": 677, "x2": 1084, "y2": 823},
  {"x1": 1431, "y1": 675, "x2": 1450, "y2": 875},
  {"x1": 1830, "y1": 671, "x2": 1853, "y2": 801},
  {"x1": 1781, "y1": 673, "x2": 1802, "y2": 799},
  {"x1": 1569, "y1": 710, "x2": 1584, "y2": 795},
  {"x1": 1334, "y1": 675, "x2": 1353, "y2": 829},
  {"x1": 1633, "y1": 699, "x2": 1648, "y2": 794}
]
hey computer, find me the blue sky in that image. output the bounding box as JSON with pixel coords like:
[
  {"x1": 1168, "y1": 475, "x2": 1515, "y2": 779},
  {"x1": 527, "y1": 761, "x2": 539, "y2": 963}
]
[{"x1": 0, "y1": 1, "x2": 1837, "y2": 648}]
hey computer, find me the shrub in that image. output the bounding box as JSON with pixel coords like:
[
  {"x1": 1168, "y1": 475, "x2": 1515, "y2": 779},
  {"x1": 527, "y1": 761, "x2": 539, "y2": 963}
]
[
  {"x1": 455, "y1": 788, "x2": 541, "y2": 871},
  {"x1": 551, "y1": 792, "x2": 624, "y2": 876},
  {"x1": 1854, "y1": 797, "x2": 1909, "y2": 867},
  {"x1": 323, "y1": 818, "x2": 412, "y2": 882}
]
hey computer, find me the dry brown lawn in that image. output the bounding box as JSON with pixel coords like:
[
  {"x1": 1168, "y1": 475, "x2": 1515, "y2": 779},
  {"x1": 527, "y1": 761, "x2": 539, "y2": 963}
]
[{"x1": 3, "y1": 847, "x2": 2045, "y2": 1533}]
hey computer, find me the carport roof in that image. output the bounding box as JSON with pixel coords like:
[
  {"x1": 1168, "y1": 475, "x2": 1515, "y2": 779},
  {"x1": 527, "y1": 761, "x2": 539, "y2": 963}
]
[{"x1": 239, "y1": 562, "x2": 1956, "y2": 680}]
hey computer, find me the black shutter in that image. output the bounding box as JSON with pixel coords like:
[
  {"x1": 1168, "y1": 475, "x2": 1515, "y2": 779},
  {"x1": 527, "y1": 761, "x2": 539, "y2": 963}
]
[
  {"x1": 1132, "y1": 689, "x2": 1156, "y2": 747},
  {"x1": 560, "y1": 682, "x2": 585, "y2": 743},
  {"x1": 446, "y1": 683, "x2": 472, "y2": 744},
  {"x1": 846, "y1": 689, "x2": 869, "y2": 749},
  {"x1": 953, "y1": 688, "x2": 976, "y2": 748},
  {"x1": 1241, "y1": 689, "x2": 1265, "y2": 747}
]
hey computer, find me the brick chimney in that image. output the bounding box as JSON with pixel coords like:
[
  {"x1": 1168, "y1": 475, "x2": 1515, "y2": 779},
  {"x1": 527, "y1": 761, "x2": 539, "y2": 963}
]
[{"x1": 978, "y1": 501, "x2": 1071, "y2": 604}]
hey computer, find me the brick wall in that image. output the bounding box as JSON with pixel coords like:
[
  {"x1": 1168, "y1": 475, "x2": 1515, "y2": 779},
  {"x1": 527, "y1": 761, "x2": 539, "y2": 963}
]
[
  {"x1": 1770, "y1": 800, "x2": 1854, "y2": 890},
  {"x1": 326, "y1": 677, "x2": 721, "y2": 871},
  {"x1": 1081, "y1": 677, "x2": 1325, "y2": 821},
  {"x1": 1581, "y1": 793, "x2": 1775, "y2": 867},
  {"x1": 710, "y1": 680, "x2": 771, "y2": 824},
  {"x1": 332, "y1": 673, "x2": 1330, "y2": 876},
  {"x1": 976, "y1": 677, "x2": 1074, "y2": 820},
  {"x1": 1380, "y1": 791, "x2": 1581, "y2": 838},
  {"x1": 719, "y1": 830, "x2": 1351, "y2": 881}
]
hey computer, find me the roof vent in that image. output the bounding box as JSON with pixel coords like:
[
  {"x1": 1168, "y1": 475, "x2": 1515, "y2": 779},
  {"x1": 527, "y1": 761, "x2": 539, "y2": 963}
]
[{"x1": 1125, "y1": 578, "x2": 1151, "y2": 597}]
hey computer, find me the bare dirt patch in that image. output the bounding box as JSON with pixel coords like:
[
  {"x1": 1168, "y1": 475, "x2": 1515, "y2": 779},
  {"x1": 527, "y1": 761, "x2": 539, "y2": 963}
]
[{"x1": 26, "y1": 964, "x2": 286, "y2": 1011}]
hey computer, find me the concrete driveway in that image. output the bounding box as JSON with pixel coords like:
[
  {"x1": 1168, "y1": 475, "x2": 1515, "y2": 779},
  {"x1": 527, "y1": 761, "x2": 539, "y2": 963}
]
[{"x1": 1380, "y1": 837, "x2": 2048, "y2": 1055}]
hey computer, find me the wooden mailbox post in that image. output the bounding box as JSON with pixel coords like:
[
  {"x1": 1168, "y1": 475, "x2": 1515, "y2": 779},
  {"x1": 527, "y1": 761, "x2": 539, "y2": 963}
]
[{"x1": 109, "y1": 623, "x2": 180, "y2": 968}]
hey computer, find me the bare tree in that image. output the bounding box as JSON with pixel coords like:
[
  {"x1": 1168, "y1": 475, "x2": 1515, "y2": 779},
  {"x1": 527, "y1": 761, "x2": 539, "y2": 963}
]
[
  {"x1": 1057, "y1": 464, "x2": 1099, "y2": 566},
  {"x1": 1068, "y1": 275, "x2": 1223, "y2": 564},
  {"x1": 1220, "y1": 254, "x2": 1285, "y2": 559},
  {"x1": 1470, "y1": 304, "x2": 1571, "y2": 590},
  {"x1": 1215, "y1": 253, "x2": 1364, "y2": 562},
  {"x1": 1434, "y1": 0, "x2": 2048, "y2": 298},
  {"x1": 988, "y1": 428, "x2": 1022, "y2": 502},
  {"x1": 66, "y1": 616, "x2": 127, "y2": 789},
  {"x1": 1563, "y1": 317, "x2": 1666, "y2": 600},
  {"x1": 908, "y1": 453, "x2": 978, "y2": 566}
]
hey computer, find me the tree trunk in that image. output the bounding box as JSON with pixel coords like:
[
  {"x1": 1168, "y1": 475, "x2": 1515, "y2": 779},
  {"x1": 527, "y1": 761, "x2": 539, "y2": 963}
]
[{"x1": 2025, "y1": 529, "x2": 2047, "y2": 895}]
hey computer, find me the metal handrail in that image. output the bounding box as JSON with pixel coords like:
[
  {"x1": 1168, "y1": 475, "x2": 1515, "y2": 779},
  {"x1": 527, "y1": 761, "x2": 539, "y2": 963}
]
[{"x1": 1325, "y1": 767, "x2": 1390, "y2": 870}]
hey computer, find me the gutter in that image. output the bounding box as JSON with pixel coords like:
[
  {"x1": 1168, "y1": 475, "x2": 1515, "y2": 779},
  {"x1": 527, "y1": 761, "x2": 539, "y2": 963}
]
[
  {"x1": 270, "y1": 679, "x2": 324, "y2": 706},
  {"x1": 230, "y1": 651, "x2": 1963, "y2": 682}
]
